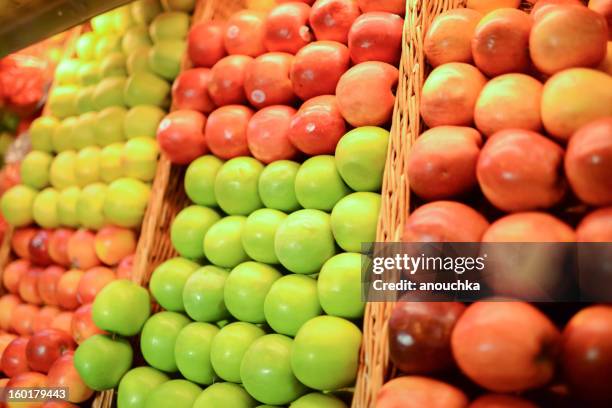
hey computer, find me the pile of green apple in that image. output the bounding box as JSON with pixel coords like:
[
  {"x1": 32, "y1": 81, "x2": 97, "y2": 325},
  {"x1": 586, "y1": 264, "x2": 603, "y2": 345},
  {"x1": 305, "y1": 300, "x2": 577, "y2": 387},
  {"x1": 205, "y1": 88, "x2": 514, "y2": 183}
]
[{"x1": 0, "y1": 0, "x2": 198, "y2": 230}]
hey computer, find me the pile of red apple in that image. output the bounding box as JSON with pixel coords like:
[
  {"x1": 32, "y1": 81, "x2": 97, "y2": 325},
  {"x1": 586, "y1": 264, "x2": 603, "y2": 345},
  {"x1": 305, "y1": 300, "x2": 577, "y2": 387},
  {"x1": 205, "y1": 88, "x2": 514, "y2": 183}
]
[{"x1": 377, "y1": 0, "x2": 612, "y2": 407}]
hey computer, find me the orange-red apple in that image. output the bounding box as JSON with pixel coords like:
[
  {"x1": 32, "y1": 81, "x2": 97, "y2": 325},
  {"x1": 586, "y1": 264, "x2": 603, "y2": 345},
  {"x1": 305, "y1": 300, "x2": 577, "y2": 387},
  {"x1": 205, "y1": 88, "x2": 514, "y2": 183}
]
[
  {"x1": 37, "y1": 265, "x2": 65, "y2": 306},
  {"x1": 3, "y1": 259, "x2": 29, "y2": 294},
  {"x1": 76, "y1": 267, "x2": 116, "y2": 305},
  {"x1": 187, "y1": 21, "x2": 227, "y2": 68},
  {"x1": 171, "y1": 68, "x2": 216, "y2": 113},
  {"x1": 19, "y1": 266, "x2": 43, "y2": 305},
  {"x1": 309, "y1": 0, "x2": 361, "y2": 44},
  {"x1": 247, "y1": 105, "x2": 298, "y2": 163},
  {"x1": 94, "y1": 226, "x2": 137, "y2": 266},
  {"x1": 47, "y1": 352, "x2": 94, "y2": 403},
  {"x1": 424, "y1": 8, "x2": 482, "y2": 67},
  {"x1": 244, "y1": 52, "x2": 295, "y2": 108},
  {"x1": 263, "y1": 2, "x2": 312, "y2": 53},
  {"x1": 67, "y1": 229, "x2": 100, "y2": 270},
  {"x1": 71, "y1": 303, "x2": 106, "y2": 344},
  {"x1": 11, "y1": 227, "x2": 37, "y2": 260},
  {"x1": 224, "y1": 10, "x2": 267, "y2": 57},
  {"x1": 208, "y1": 55, "x2": 253, "y2": 106},
  {"x1": 57, "y1": 270, "x2": 84, "y2": 311},
  {"x1": 0, "y1": 294, "x2": 21, "y2": 331},
  {"x1": 348, "y1": 12, "x2": 404, "y2": 65},
  {"x1": 157, "y1": 109, "x2": 208, "y2": 165},
  {"x1": 205, "y1": 105, "x2": 253, "y2": 159},
  {"x1": 377, "y1": 376, "x2": 469, "y2": 408},
  {"x1": 48, "y1": 228, "x2": 74, "y2": 267},
  {"x1": 482, "y1": 212, "x2": 576, "y2": 242},
  {"x1": 577, "y1": 207, "x2": 612, "y2": 242},
  {"x1": 10, "y1": 304, "x2": 39, "y2": 336}
]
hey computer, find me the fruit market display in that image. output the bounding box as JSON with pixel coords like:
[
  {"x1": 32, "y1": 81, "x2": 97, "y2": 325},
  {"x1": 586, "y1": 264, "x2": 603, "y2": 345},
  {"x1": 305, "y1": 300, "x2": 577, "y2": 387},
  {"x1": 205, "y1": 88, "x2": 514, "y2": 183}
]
[{"x1": 377, "y1": 0, "x2": 612, "y2": 407}]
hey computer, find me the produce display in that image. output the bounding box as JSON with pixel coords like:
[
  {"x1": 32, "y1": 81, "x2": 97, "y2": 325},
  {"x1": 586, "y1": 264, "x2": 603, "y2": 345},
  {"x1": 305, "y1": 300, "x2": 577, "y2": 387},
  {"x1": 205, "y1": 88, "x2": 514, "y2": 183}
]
[{"x1": 378, "y1": 0, "x2": 612, "y2": 407}]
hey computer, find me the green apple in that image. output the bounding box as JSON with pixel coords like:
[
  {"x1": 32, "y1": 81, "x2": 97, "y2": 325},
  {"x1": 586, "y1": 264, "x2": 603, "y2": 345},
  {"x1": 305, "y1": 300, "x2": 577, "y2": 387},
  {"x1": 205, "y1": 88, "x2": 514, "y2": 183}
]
[
  {"x1": 148, "y1": 40, "x2": 186, "y2": 80},
  {"x1": 242, "y1": 209, "x2": 287, "y2": 264},
  {"x1": 141, "y1": 311, "x2": 190, "y2": 372},
  {"x1": 258, "y1": 160, "x2": 301, "y2": 212},
  {"x1": 94, "y1": 106, "x2": 127, "y2": 146},
  {"x1": 274, "y1": 209, "x2": 336, "y2": 275},
  {"x1": 91, "y1": 12, "x2": 116, "y2": 35},
  {"x1": 57, "y1": 186, "x2": 81, "y2": 227},
  {"x1": 127, "y1": 47, "x2": 153, "y2": 75},
  {"x1": 76, "y1": 32, "x2": 99, "y2": 61},
  {"x1": 241, "y1": 334, "x2": 308, "y2": 405},
  {"x1": 118, "y1": 367, "x2": 169, "y2": 408},
  {"x1": 32, "y1": 188, "x2": 60, "y2": 228},
  {"x1": 75, "y1": 86, "x2": 97, "y2": 114},
  {"x1": 210, "y1": 322, "x2": 265, "y2": 383},
  {"x1": 92, "y1": 279, "x2": 151, "y2": 336},
  {"x1": 318, "y1": 253, "x2": 364, "y2": 319},
  {"x1": 78, "y1": 61, "x2": 101, "y2": 86},
  {"x1": 29, "y1": 116, "x2": 58, "y2": 153},
  {"x1": 183, "y1": 265, "x2": 230, "y2": 322},
  {"x1": 224, "y1": 261, "x2": 281, "y2": 323},
  {"x1": 100, "y1": 143, "x2": 125, "y2": 182},
  {"x1": 48, "y1": 86, "x2": 78, "y2": 119},
  {"x1": 203, "y1": 216, "x2": 250, "y2": 268},
  {"x1": 20, "y1": 151, "x2": 52, "y2": 189},
  {"x1": 75, "y1": 146, "x2": 101, "y2": 186},
  {"x1": 93, "y1": 76, "x2": 127, "y2": 110},
  {"x1": 131, "y1": 0, "x2": 163, "y2": 25},
  {"x1": 331, "y1": 192, "x2": 381, "y2": 252},
  {"x1": 184, "y1": 155, "x2": 223, "y2": 207},
  {"x1": 101, "y1": 52, "x2": 128, "y2": 78},
  {"x1": 295, "y1": 155, "x2": 350, "y2": 211},
  {"x1": 175, "y1": 322, "x2": 219, "y2": 385},
  {"x1": 150, "y1": 257, "x2": 199, "y2": 312},
  {"x1": 149, "y1": 11, "x2": 190, "y2": 42},
  {"x1": 193, "y1": 382, "x2": 257, "y2": 408},
  {"x1": 113, "y1": 5, "x2": 135, "y2": 34},
  {"x1": 73, "y1": 112, "x2": 97, "y2": 149},
  {"x1": 121, "y1": 137, "x2": 159, "y2": 181},
  {"x1": 103, "y1": 177, "x2": 151, "y2": 227},
  {"x1": 264, "y1": 275, "x2": 321, "y2": 337},
  {"x1": 50, "y1": 150, "x2": 77, "y2": 189},
  {"x1": 291, "y1": 393, "x2": 348, "y2": 408},
  {"x1": 74, "y1": 334, "x2": 133, "y2": 391},
  {"x1": 291, "y1": 316, "x2": 362, "y2": 390},
  {"x1": 122, "y1": 25, "x2": 152, "y2": 54},
  {"x1": 55, "y1": 59, "x2": 81, "y2": 85},
  {"x1": 77, "y1": 182, "x2": 107, "y2": 230},
  {"x1": 95, "y1": 35, "x2": 122, "y2": 60},
  {"x1": 215, "y1": 157, "x2": 264, "y2": 216},
  {"x1": 124, "y1": 105, "x2": 165, "y2": 139},
  {"x1": 1, "y1": 185, "x2": 36, "y2": 226},
  {"x1": 52, "y1": 116, "x2": 77, "y2": 152},
  {"x1": 144, "y1": 380, "x2": 201, "y2": 408},
  {"x1": 124, "y1": 72, "x2": 170, "y2": 108},
  {"x1": 335, "y1": 126, "x2": 389, "y2": 192},
  {"x1": 170, "y1": 205, "x2": 220, "y2": 260}
]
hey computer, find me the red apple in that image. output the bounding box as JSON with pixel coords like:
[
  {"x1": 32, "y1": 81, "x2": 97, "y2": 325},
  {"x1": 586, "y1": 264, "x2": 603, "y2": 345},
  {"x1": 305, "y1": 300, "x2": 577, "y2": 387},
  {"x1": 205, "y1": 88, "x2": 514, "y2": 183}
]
[
  {"x1": 565, "y1": 117, "x2": 612, "y2": 207},
  {"x1": 0, "y1": 333, "x2": 17, "y2": 361},
  {"x1": 469, "y1": 394, "x2": 539, "y2": 408},
  {"x1": 407, "y1": 126, "x2": 482, "y2": 200},
  {"x1": 208, "y1": 55, "x2": 253, "y2": 106},
  {"x1": 6, "y1": 371, "x2": 48, "y2": 408},
  {"x1": 389, "y1": 302, "x2": 466, "y2": 374},
  {"x1": 76, "y1": 266, "x2": 116, "y2": 305},
  {"x1": 348, "y1": 12, "x2": 404, "y2": 65},
  {"x1": 32, "y1": 306, "x2": 61, "y2": 333},
  {"x1": 51, "y1": 312, "x2": 73, "y2": 334},
  {"x1": 48, "y1": 229, "x2": 74, "y2": 267},
  {"x1": 67, "y1": 229, "x2": 100, "y2": 270},
  {"x1": 561, "y1": 305, "x2": 612, "y2": 405},
  {"x1": 358, "y1": 0, "x2": 406, "y2": 15},
  {"x1": 477, "y1": 129, "x2": 566, "y2": 212},
  {"x1": 224, "y1": 10, "x2": 267, "y2": 57},
  {"x1": 57, "y1": 270, "x2": 84, "y2": 311},
  {"x1": 577, "y1": 207, "x2": 612, "y2": 242},
  {"x1": 288, "y1": 95, "x2": 346, "y2": 155},
  {"x1": 187, "y1": 21, "x2": 227, "y2": 68},
  {"x1": 531, "y1": 0, "x2": 585, "y2": 20},
  {"x1": 116, "y1": 254, "x2": 134, "y2": 280},
  {"x1": 171, "y1": 68, "x2": 216, "y2": 113},
  {"x1": 37, "y1": 266, "x2": 65, "y2": 307},
  {"x1": 589, "y1": 0, "x2": 612, "y2": 40},
  {"x1": 157, "y1": 110, "x2": 208, "y2": 165},
  {"x1": 452, "y1": 302, "x2": 560, "y2": 393},
  {"x1": 26, "y1": 329, "x2": 75, "y2": 374},
  {"x1": 290, "y1": 41, "x2": 350, "y2": 100},
  {"x1": 264, "y1": 2, "x2": 312, "y2": 53},
  {"x1": 94, "y1": 226, "x2": 137, "y2": 266},
  {"x1": 402, "y1": 201, "x2": 490, "y2": 242},
  {"x1": 336, "y1": 61, "x2": 398, "y2": 127},
  {"x1": 47, "y1": 352, "x2": 94, "y2": 403},
  {"x1": 377, "y1": 376, "x2": 469, "y2": 408},
  {"x1": 11, "y1": 227, "x2": 37, "y2": 260},
  {"x1": 1, "y1": 337, "x2": 29, "y2": 377},
  {"x1": 309, "y1": 0, "x2": 361, "y2": 44},
  {"x1": 247, "y1": 105, "x2": 298, "y2": 163},
  {"x1": 3, "y1": 259, "x2": 30, "y2": 294},
  {"x1": 205, "y1": 105, "x2": 253, "y2": 159},
  {"x1": 482, "y1": 212, "x2": 576, "y2": 242},
  {"x1": 10, "y1": 304, "x2": 39, "y2": 336},
  {"x1": 0, "y1": 295, "x2": 21, "y2": 331},
  {"x1": 244, "y1": 52, "x2": 296, "y2": 108},
  {"x1": 28, "y1": 229, "x2": 53, "y2": 267},
  {"x1": 71, "y1": 304, "x2": 106, "y2": 345},
  {"x1": 18, "y1": 266, "x2": 43, "y2": 305}
]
